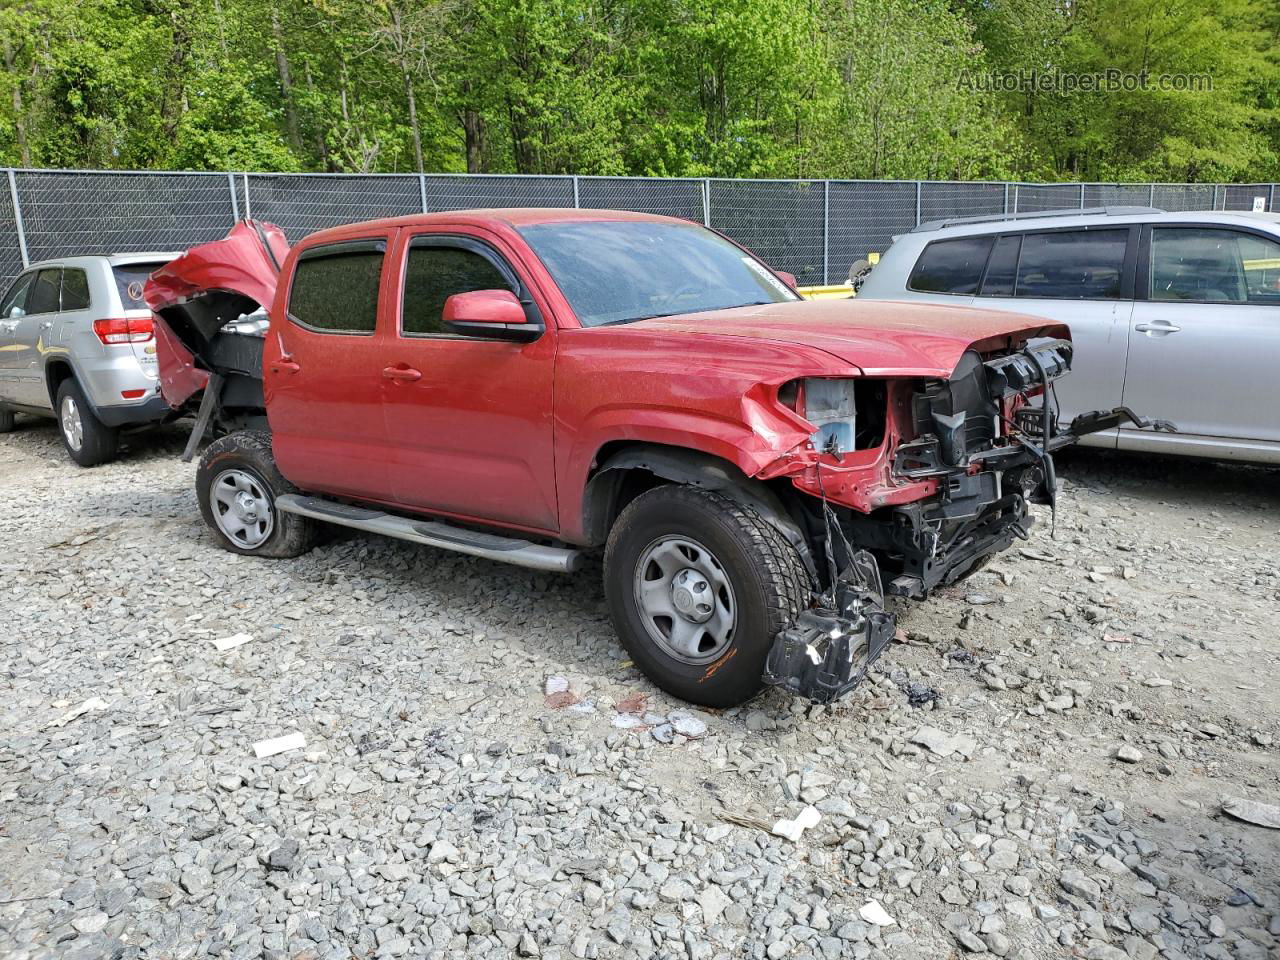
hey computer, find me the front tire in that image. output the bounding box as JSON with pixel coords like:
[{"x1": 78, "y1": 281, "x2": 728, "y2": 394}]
[
  {"x1": 0, "y1": 407, "x2": 14, "y2": 433},
  {"x1": 604, "y1": 486, "x2": 811, "y2": 707},
  {"x1": 56, "y1": 380, "x2": 119, "y2": 467},
  {"x1": 196, "y1": 431, "x2": 318, "y2": 558}
]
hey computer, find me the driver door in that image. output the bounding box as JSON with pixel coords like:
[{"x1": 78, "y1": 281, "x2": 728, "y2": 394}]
[
  {"x1": 1124, "y1": 225, "x2": 1280, "y2": 444},
  {"x1": 378, "y1": 229, "x2": 559, "y2": 532}
]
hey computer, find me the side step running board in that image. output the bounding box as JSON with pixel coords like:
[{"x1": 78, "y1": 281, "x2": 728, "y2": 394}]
[{"x1": 275, "y1": 495, "x2": 582, "y2": 574}]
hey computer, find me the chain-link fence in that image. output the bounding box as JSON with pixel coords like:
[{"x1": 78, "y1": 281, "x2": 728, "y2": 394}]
[{"x1": 2, "y1": 169, "x2": 1277, "y2": 290}]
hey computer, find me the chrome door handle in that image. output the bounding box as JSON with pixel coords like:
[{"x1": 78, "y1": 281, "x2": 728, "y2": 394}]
[
  {"x1": 1134, "y1": 321, "x2": 1181, "y2": 335},
  {"x1": 39, "y1": 321, "x2": 53, "y2": 330}
]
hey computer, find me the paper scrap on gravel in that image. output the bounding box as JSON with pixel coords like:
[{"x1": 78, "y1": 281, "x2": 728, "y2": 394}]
[
  {"x1": 1222, "y1": 797, "x2": 1280, "y2": 829},
  {"x1": 859, "y1": 900, "x2": 895, "y2": 926},
  {"x1": 213, "y1": 633, "x2": 253, "y2": 652},
  {"x1": 254, "y1": 733, "x2": 306, "y2": 758},
  {"x1": 772, "y1": 806, "x2": 820, "y2": 842},
  {"x1": 47, "y1": 697, "x2": 109, "y2": 728}
]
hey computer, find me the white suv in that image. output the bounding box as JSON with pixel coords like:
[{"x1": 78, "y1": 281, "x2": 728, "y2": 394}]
[
  {"x1": 857, "y1": 207, "x2": 1280, "y2": 465},
  {"x1": 0, "y1": 253, "x2": 180, "y2": 465}
]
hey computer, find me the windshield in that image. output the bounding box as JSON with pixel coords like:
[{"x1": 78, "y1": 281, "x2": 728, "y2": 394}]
[{"x1": 518, "y1": 220, "x2": 798, "y2": 327}]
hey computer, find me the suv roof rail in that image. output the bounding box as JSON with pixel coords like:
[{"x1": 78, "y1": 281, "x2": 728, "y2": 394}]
[{"x1": 912, "y1": 205, "x2": 1164, "y2": 233}]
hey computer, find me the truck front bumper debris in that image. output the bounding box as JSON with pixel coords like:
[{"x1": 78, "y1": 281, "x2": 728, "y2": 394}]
[{"x1": 764, "y1": 551, "x2": 895, "y2": 704}]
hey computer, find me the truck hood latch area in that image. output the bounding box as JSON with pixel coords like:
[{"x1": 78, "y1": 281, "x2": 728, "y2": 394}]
[{"x1": 764, "y1": 550, "x2": 896, "y2": 704}]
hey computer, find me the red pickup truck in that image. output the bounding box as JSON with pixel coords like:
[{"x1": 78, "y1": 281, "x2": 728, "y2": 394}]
[{"x1": 145, "y1": 210, "x2": 1163, "y2": 707}]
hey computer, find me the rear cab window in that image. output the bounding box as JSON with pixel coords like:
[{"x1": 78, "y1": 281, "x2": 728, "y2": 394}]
[
  {"x1": 288, "y1": 240, "x2": 386, "y2": 334},
  {"x1": 908, "y1": 236, "x2": 995, "y2": 295},
  {"x1": 113, "y1": 263, "x2": 168, "y2": 310}
]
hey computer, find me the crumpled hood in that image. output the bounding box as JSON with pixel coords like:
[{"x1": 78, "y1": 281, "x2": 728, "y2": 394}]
[
  {"x1": 628, "y1": 299, "x2": 1070, "y2": 378},
  {"x1": 143, "y1": 220, "x2": 289, "y2": 406},
  {"x1": 144, "y1": 219, "x2": 288, "y2": 318}
]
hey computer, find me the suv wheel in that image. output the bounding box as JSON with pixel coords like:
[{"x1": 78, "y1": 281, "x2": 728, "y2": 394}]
[
  {"x1": 0, "y1": 407, "x2": 14, "y2": 433},
  {"x1": 196, "y1": 430, "x2": 318, "y2": 558},
  {"x1": 56, "y1": 380, "x2": 119, "y2": 467},
  {"x1": 605, "y1": 486, "x2": 811, "y2": 707}
]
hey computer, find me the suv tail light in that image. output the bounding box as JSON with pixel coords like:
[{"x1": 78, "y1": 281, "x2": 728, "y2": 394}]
[{"x1": 93, "y1": 316, "x2": 154, "y2": 344}]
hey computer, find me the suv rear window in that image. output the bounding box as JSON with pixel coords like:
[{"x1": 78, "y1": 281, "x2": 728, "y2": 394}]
[
  {"x1": 113, "y1": 263, "x2": 167, "y2": 309},
  {"x1": 1014, "y1": 230, "x2": 1128, "y2": 299},
  {"x1": 62, "y1": 268, "x2": 90, "y2": 311},
  {"x1": 288, "y1": 242, "x2": 385, "y2": 334},
  {"x1": 908, "y1": 237, "x2": 995, "y2": 295}
]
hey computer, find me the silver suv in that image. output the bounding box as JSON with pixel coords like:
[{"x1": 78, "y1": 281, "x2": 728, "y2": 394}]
[
  {"x1": 0, "y1": 253, "x2": 180, "y2": 465},
  {"x1": 857, "y1": 207, "x2": 1280, "y2": 465}
]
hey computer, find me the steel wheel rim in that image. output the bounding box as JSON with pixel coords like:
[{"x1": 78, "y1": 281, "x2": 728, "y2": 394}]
[
  {"x1": 633, "y1": 535, "x2": 736, "y2": 664},
  {"x1": 211, "y1": 468, "x2": 275, "y2": 548},
  {"x1": 60, "y1": 396, "x2": 83, "y2": 451}
]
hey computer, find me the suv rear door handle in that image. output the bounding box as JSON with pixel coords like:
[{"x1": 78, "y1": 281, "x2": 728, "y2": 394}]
[
  {"x1": 383, "y1": 364, "x2": 422, "y2": 382},
  {"x1": 1134, "y1": 320, "x2": 1181, "y2": 335},
  {"x1": 271, "y1": 359, "x2": 301, "y2": 374}
]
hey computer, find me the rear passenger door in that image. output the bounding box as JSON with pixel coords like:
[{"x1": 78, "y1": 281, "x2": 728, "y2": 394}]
[
  {"x1": 265, "y1": 236, "x2": 396, "y2": 503},
  {"x1": 1124, "y1": 226, "x2": 1280, "y2": 444},
  {"x1": 971, "y1": 227, "x2": 1137, "y2": 440},
  {"x1": 10, "y1": 267, "x2": 63, "y2": 408},
  {"x1": 0, "y1": 272, "x2": 36, "y2": 401}
]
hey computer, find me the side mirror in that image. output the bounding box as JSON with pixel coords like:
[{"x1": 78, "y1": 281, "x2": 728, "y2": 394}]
[
  {"x1": 8, "y1": 306, "x2": 24, "y2": 319},
  {"x1": 443, "y1": 289, "x2": 542, "y2": 342},
  {"x1": 775, "y1": 271, "x2": 798, "y2": 290}
]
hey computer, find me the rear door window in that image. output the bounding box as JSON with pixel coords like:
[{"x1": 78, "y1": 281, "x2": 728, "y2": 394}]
[
  {"x1": 401, "y1": 242, "x2": 514, "y2": 336},
  {"x1": 0, "y1": 273, "x2": 34, "y2": 317},
  {"x1": 288, "y1": 241, "x2": 385, "y2": 334},
  {"x1": 979, "y1": 234, "x2": 1021, "y2": 297},
  {"x1": 61, "y1": 268, "x2": 91, "y2": 311},
  {"x1": 113, "y1": 263, "x2": 167, "y2": 309},
  {"x1": 1015, "y1": 230, "x2": 1128, "y2": 299},
  {"x1": 908, "y1": 236, "x2": 995, "y2": 295},
  {"x1": 26, "y1": 269, "x2": 62, "y2": 315}
]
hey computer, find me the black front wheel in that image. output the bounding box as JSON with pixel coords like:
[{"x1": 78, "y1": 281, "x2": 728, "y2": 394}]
[{"x1": 604, "y1": 486, "x2": 811, "y2": 707}]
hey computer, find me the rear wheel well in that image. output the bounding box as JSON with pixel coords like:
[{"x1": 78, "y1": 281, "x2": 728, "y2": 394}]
[
  {"x1": 582, "y1": 441, "x2": 818, "y2": 578},
  {"x1": 45, "y1": 359, "x2": 76, "y2": 408}
]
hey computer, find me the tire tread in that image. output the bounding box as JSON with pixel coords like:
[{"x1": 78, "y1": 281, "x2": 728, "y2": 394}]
[
  {"x1": 197, "y1": 430, "x2": 317, "y2": 558},
  {"x1": 605, "y1": 484, "x2": 812, "y2": 705}
]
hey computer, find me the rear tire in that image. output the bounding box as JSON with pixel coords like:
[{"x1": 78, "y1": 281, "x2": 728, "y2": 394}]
[
  {"x1": 0, "y1": 407, "x2": 14, "y2": 433},
  {"x1": 196, "y1": 430, "x2": 318, "y2": 558},
  {"x1": 57, "y1": 380, "x2": 119, "y2": 467},
  {"x1": 604, "y1": 486, "x2": 811, "y2": 707}
]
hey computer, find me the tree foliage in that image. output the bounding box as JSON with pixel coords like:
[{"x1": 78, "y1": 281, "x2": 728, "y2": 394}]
[{"x1": 1, "y1": 0, "x2": 1276, "y2": 180}]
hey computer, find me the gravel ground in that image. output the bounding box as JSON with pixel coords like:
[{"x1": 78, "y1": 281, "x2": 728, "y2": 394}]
[{"x1": 1, "y1": 417, "x2": 1278, "y2": 960}]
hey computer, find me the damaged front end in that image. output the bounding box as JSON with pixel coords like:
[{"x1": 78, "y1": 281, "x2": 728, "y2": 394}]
[
  {"x1": 143, "y1": 220, "x2": 288, "y2": 458},
  {"x1": 763, "y1": 550, "x2": 896, "y2": 704},
  {"x1": 763, "y1": 337, "x2": 1174, "y2": 704}
]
